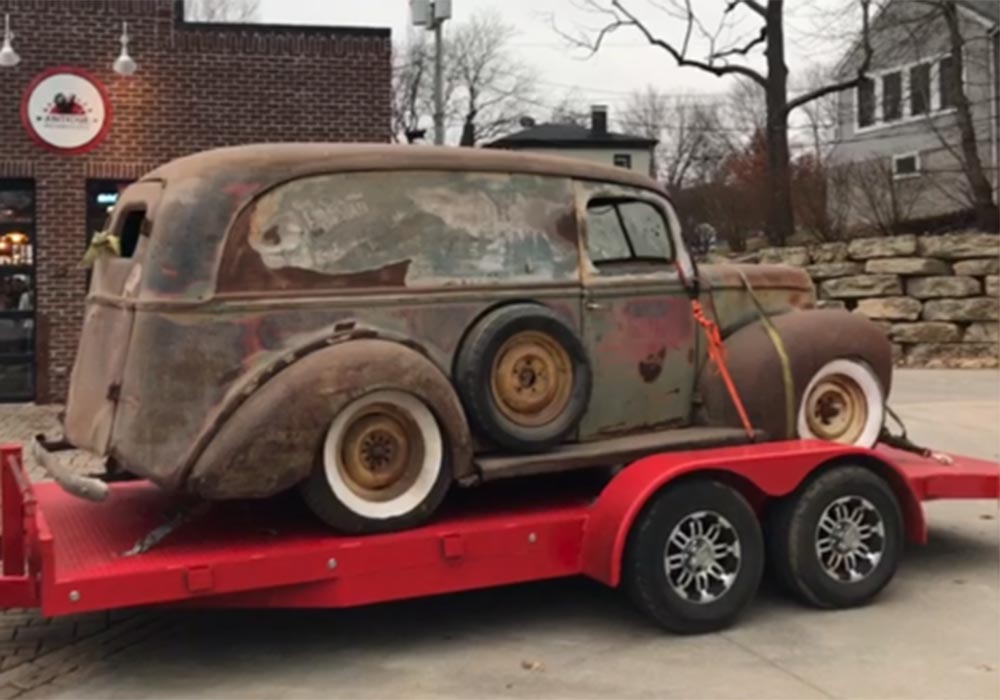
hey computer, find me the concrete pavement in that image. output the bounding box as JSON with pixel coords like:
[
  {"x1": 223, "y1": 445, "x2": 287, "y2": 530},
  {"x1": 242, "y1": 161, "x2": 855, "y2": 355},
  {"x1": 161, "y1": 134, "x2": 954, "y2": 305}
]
[{"x1": 1, "y1": 369, "x2": 997, "y2": 699}]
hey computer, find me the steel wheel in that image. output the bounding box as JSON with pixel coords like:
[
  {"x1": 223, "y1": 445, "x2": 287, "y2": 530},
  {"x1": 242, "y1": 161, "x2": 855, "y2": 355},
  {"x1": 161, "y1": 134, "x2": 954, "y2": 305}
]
[
  {"x1": 664, "y1": 510, "x2": 742, "y2": 604},
  {"x1": 797, "y1": 359, "x2": 884, "y2": 447},
  {"x1": 815, "y1": 495, "x2": 885, "y2": 583},
  {"x1": 804, "y1": 376, "x2": 868, "y2": 443},
  {"x1": 321, "y1": 390, "x2": 444, "y2": 519},
  {"x1": 489, "y1": 330, "x2": 573, "y2": 427},
  {"x1": 339, "y1": 402, "x2": 423, "y2": 496}
]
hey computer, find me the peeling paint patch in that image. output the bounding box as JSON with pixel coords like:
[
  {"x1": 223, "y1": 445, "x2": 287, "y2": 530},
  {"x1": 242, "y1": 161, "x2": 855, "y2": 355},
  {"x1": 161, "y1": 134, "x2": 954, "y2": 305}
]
[{"x1": 244, "y1": 171, "x2": 580, "y2": 289}]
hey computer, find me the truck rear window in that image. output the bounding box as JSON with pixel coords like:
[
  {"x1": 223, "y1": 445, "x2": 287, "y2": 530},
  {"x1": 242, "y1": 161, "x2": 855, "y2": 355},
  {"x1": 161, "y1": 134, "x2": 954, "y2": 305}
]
[{"x1": 117, "y1": 209, "x2": 147, "y2": 258}]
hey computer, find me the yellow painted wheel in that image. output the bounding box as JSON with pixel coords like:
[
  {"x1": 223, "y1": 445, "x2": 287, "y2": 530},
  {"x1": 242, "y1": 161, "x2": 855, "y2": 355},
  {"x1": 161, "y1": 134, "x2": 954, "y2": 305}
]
[
  {"x1": 340, "y1": 403, "x2": 422, "y2": 493},
  {"x1": 804, "y1": 376, "x2": 868, "y2": 444},
  {"x1": 489, "y1": 330, "x2": 573, "y2": 427},
  {"x1": 323, "y1": 391, "x2": 444, "y2": 512}
]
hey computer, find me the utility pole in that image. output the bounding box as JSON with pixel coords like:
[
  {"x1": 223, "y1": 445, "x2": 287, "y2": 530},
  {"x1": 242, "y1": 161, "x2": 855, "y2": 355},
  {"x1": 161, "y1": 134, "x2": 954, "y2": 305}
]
[
  {"x1": 411, "y1": 0, "x2": 452, "y2": 146},
  {"x1": 433, "y1": 17, "x2": 444, "y2": 145}
]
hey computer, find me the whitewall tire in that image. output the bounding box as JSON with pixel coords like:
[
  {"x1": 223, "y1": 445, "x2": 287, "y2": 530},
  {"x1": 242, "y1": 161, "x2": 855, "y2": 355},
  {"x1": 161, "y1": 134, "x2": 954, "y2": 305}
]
[{"x1": 301, "y1": 389, "x2": 449, "y2": 532}]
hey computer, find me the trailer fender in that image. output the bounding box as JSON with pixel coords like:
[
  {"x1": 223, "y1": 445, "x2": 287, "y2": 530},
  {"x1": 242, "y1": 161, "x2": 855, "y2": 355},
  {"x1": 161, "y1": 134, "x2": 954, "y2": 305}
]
[{"x1": 580, "y1": 442, "x2": 925, "y2": 587}]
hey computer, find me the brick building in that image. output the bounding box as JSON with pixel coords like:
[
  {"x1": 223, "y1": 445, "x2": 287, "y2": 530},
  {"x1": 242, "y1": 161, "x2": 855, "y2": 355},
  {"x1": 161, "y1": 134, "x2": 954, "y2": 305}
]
[{"x1": 0, "y1": 0, "x2": 391, "y2": 402}]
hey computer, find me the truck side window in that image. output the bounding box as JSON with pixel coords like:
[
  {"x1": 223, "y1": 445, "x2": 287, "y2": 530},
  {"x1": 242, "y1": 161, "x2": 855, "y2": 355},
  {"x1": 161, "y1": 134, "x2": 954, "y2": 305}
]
[
  {"x1": 618, "y1": 201, "x2": 672, "y2": 259},
  {"x1": 585, "y1": 198, "x2": 673, "y2": 266},
  {"x1": 586, "y1": 202, "x2": 631, "y2": 262}
]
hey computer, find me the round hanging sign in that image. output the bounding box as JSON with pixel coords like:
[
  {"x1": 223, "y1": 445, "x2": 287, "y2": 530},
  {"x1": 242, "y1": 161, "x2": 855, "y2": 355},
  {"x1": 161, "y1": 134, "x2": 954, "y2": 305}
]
[{"x1": 21, "y1": 67, "x2": 111, "y2": 154}]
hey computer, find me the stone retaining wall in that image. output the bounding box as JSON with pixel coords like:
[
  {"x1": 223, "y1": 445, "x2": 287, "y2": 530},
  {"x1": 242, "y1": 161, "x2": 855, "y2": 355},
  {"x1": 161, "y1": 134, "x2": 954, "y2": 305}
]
[{"x1": 749, "y1": 232, "x2": 999, "y2": 368}]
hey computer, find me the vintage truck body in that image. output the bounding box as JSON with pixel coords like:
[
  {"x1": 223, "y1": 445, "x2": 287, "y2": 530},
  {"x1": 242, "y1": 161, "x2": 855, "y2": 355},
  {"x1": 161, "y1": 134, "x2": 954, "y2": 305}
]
[{"x1": 51, "y1": 144, "x2": 891, "y2": 532}]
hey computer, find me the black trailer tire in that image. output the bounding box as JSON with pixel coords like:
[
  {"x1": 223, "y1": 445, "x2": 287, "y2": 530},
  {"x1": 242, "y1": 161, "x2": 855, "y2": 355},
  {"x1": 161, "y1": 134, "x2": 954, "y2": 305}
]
[
  {"x1": 624, "y1": 480, "x2": 764, "y2": 634},
  {"x1": 454, "y1": 303, "x2": 592, "y2": 452},
  {"x1": 768, "y1": 466, "x2": 903, "y2": 609}
]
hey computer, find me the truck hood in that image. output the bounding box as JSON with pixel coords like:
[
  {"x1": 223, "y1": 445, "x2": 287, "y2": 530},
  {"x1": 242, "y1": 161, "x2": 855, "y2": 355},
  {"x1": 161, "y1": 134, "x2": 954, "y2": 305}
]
[
  {"x1": 699, "y1": 263, "x2": 813, "y2": 292},
  {"x1": 698, "y1": 263, "x2": 816, "y2": 336}
]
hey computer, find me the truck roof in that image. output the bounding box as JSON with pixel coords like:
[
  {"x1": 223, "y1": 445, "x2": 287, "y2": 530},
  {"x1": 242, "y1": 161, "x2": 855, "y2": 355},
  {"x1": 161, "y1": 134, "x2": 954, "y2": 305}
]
[{"x1": 145, "y1": 142, "x2": 668, "y2": 195}]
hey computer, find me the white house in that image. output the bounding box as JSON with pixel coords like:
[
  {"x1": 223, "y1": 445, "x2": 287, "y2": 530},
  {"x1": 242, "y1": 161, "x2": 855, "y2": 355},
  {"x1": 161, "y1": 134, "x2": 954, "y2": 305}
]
[{"x1": 485, "y1": 106, "x2": 657, "y2": 177}]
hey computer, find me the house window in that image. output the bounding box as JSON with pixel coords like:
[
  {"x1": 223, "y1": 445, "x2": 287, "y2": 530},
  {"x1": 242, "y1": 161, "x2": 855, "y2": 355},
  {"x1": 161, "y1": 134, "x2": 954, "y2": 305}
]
[
  {"x1": 892, "y1": 152, "x2": 921, "y2": 179},
  {"x1": 939, "y1": 54, "x2": 958, "y2": 110},
  {"x1": 910, "y1": 63, "x2": 931, "y2": 116},
  {"x1": 882, "y1": 71, "x2": 902, "y2": 122},
  {"x1": 613, "y1": 154, "x2": 632, "y2": 169},
  {"x1": 857, "y1": 53, "x2": 961, "y2": 130},
  {"x1": 858, "y1": 77, "x2": 876, "y2": 128}
]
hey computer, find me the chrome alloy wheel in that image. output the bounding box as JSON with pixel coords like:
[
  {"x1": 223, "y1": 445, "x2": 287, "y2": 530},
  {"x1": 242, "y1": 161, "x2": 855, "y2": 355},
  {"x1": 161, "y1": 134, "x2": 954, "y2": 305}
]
[
  {"x1": 815, "y1": 495, "x2": 885, "y2": 583},
  {"x1": 664, "y1": 510, "x2": 742, "y2": 604}
]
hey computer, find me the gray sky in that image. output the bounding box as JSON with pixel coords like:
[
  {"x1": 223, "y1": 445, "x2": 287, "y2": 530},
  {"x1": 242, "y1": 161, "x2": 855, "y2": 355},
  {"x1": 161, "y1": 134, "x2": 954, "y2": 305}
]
[{"x1": 258, "y1": 0, "x2": 859, "y2": 122}]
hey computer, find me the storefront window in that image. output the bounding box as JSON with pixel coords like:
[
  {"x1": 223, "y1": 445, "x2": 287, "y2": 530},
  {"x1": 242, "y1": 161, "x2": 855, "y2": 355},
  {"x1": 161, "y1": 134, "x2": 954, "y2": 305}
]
[{"x1": 0, "y1": 179, "x2": 36, "y2": 402}]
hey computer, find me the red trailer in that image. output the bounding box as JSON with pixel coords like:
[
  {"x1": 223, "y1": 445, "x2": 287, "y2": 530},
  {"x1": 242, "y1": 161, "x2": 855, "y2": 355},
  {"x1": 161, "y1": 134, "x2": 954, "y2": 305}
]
[{"x1": 0, "y1": 440, "x2": 997, "y2": 634}]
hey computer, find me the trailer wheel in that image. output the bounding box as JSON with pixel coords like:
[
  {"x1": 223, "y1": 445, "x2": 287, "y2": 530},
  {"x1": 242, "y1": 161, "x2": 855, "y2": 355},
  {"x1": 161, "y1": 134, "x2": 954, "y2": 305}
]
[
  {"x1": 768, "y1": 466, "x2": 903, "y2": 608},
  {"x1": 625, "y1": 480, "x2": 764, "y2": 634}
]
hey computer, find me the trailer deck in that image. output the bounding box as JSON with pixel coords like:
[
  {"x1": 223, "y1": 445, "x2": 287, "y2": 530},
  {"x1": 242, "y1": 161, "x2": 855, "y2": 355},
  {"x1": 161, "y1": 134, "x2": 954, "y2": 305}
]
[{"x1": 1, "y1": 441, "x2": 997, "y2": 626}]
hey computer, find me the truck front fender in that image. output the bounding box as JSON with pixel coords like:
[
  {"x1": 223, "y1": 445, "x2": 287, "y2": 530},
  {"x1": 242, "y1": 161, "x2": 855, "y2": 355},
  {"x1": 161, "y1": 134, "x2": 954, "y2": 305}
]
[{"x1": 696, "y1": 309, "x2": 893, "y2": 441}]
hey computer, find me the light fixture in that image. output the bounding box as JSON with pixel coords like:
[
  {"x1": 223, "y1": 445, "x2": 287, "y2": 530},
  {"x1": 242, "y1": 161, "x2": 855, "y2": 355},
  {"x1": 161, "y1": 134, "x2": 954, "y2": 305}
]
[
  {"x1": 113, "y1": 21, "x2": 137, "y2": 76},
  {"x1": 0, "y1": 13, "x2": 20, "y2": 68}
]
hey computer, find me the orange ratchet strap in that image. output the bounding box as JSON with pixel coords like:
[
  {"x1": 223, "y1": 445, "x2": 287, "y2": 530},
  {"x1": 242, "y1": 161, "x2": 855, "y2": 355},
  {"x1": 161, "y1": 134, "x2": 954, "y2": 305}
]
[{"x1": 691, "y1": 300, "x2": 755, "y2": 441}]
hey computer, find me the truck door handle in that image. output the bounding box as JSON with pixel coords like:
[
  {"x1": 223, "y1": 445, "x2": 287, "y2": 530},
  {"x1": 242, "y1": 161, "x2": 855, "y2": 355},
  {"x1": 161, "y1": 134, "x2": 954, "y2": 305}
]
[{"x1": 585, "y1": 301, "x2": 607, "y2": 311}]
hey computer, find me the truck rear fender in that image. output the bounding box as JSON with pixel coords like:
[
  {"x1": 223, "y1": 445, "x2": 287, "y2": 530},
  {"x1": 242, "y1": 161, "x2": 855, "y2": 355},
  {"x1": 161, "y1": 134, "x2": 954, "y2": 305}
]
[{"x1": 185, "y1": 338, "x2": 474, "y2": 499}]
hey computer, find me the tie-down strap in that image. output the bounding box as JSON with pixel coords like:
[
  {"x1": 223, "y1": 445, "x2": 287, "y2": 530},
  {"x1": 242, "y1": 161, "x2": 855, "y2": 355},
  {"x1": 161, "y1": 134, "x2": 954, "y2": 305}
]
[{"x1": 737, "y1": 271, "x2": 796, "y2": 439}]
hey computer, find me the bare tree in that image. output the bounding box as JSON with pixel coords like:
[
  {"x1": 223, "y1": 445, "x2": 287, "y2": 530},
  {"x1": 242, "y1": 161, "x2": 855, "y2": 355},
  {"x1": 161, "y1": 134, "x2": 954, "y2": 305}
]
[
  {"x1": 549, "y1": 92, "x2": 592, "y2": 126},
  {"x1": 185, "y1": 0, "x2": 260, "y2": 22},
  {"x1": 391, "y1": 36, "x2": 432, "y2": 143},
  {"x1": 390, "y1": 11, "x2": 536, "y2": 146},
  {"x1": 560, "y1": 0, "x2": 875, "y2": 246},
  {"x1": 726, "y1": 76, "x2": 767, "y2": 137},
  {"x1": 449, "y1": 11, "x2": 538, "y2": 145},
  {"x1": 797, "y1": 64, "x2": 840, "y2": 163},
  {"x1": 621, "y1": 86, "x2": 732, "y2": 191}
]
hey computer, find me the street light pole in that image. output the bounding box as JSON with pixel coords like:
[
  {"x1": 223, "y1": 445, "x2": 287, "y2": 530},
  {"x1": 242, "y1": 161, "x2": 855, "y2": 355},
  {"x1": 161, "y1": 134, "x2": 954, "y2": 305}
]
[
  {"x1": 433, "y1": 18, "x2": 444, "y2": 145},
  {"x1": 411, "y1": 0, "x2": 451, "y2": 146}
]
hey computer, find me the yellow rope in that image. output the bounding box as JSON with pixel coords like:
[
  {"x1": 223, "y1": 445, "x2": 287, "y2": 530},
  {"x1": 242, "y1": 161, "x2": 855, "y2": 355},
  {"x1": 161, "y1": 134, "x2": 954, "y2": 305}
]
[{"x1": 737, "y1": 271, "x2": 796, "y2": 439}]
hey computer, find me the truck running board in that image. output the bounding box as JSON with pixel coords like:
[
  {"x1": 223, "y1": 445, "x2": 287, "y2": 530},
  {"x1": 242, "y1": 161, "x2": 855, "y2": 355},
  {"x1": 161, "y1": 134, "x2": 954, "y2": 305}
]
[{"x1": 475, "y1": 426, "x2": 765, "y2": 481}]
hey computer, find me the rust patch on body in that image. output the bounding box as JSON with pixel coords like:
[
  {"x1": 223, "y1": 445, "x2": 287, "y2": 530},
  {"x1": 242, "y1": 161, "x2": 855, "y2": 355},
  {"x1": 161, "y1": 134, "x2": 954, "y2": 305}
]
[
  {"x1": 553, "y1": 210, "x2": 578, "y2": 247},
  {"x1": 638, "y1": 348, "x2": 666, "y2": 383},
  {"x1": 222, "y1": 182, "x2": 261, "y2": 200}
]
